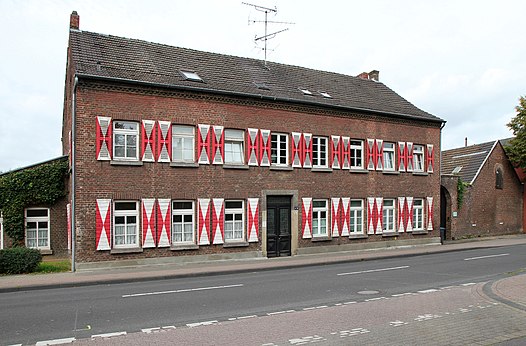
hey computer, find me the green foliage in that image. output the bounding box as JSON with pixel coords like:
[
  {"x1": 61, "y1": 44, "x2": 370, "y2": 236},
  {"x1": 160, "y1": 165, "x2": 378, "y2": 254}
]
[
  {"x1": 506, "y1": 96, "x2": 526, "y2": 168},
  {"x1": 0, "y1": 247, "x2": 43, "y2": 274},
  {"x1": 35, "y1": 260, "x2": 71, "y2": 273},
  {"x1": 0, "y1": 158, "x2": 69, "y2": 243},
  {"x1": 457, "y1": 178, "x2": 469, "y2": 209}
]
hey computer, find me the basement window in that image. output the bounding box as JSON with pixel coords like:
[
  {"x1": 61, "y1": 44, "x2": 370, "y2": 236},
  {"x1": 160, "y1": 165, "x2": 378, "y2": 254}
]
[
  {"x1": 299, "y1": 88, "x2": 313, "y2": 96},
  {"x1": 180, "y1": 70, "x2": 203, "y2": 82}
]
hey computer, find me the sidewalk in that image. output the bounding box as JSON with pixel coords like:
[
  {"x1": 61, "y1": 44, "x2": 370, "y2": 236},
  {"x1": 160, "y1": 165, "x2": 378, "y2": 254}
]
[{"x1": 1, "y1": 235, "x2": 525, "y2": 301}]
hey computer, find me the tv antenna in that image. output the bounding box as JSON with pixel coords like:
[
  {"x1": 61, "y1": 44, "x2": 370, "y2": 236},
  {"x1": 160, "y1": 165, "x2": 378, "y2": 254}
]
[{"x1": 242, "y1": 2, "x2": 294, "y2": 67}]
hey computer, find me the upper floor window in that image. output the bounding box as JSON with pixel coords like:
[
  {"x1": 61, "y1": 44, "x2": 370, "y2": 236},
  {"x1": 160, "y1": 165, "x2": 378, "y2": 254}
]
[
  {"x1": 271, "y1": 133, "x2": 289, "y2": 166},
  {"x1": 25, "y1": 208, "x2": 50, "y2": 250},
  {"x1": 172, "y1": 201, "x2": 195, "y2": 244},
  {"x1": 313, "y1": 136, "x2": 328, "y2": 168},
  {"x1": 383, "y1": 142, "x2": 395, "y2": 171},
  {"x1": 350, "y1": 140, "x2": 364, "y2": 169},
  {"x1": 224, "y1": 200, "x2": 244, "y2": 241},
  {"x1": 172, "y1": 125, "x2": 195, "y2": 163},
  {"x1": 382, "y1": 199, "x2": 396, "y2": 232},
  {"x1": 312, "y1": 199, "x2": 328, "y2": 237},
  {"x1": 413, "y1": 199, "x2": 424, "y2": 230},
  {"x1": 224, "y1": 129, "x2": 245, "y2": 165},
  {"x1": 113, "y1": 121, "x2": 139, "y2": 161},
  {"x1": 350, "y1": 199, "x2": 364, "y2": 234},
  {"x1": 413, "y1": 145, "x2": 425, "y2": 172},
  {"x1": 114, "y1": 201, "x2": 139, "y2": 248},
  {"x1": 496, "y1": 167, "x2": 503, "y2": 189}
]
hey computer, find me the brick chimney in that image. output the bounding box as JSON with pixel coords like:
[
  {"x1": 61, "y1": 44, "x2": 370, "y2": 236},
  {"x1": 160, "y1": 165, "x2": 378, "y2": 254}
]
[
  {"x1": 368, "y1": 70, "x2": 379, "y2": 81},
  {"x1": 357, "y1": 72, "x2": 369, "y2": 80},
  {"x1": 70, "y1": 11, "x2": 79, "y2": 30}
]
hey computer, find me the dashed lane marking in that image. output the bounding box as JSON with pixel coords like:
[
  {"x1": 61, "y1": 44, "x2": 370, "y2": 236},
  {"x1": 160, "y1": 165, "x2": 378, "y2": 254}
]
[
  {"x1": 35, "y1": 338, "x2": 76, "y2": 345},
  {"x1": 337, "y1": 265, "x2": 410, "y2": 276},
  {"x1": 91, "y1": 331, "x2": 126, "y2": 339},
  {"x1": 122, "y1": 283, "x2": 244, "y2": 298},
  {"x1": 267, "y1": 310, "x2": 295, "y2": 316},
  {"x1": 464, "y1": 253, "x2": 509, "y2": 261},
  {"x1": 186, "y1": 320, "x2": 218, "y2": 328}
]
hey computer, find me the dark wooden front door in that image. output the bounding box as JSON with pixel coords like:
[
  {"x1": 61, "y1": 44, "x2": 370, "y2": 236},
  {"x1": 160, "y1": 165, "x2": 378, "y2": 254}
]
[{"x1": 266, "y1": 196, "x2": 291, "y2": 257}]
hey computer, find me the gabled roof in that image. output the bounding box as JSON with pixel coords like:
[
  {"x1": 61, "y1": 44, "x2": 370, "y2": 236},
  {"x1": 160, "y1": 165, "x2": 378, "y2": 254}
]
[
  {"x1": 441, "y1": 141, "x2": 497, "y2": 184},
  {"x1": 68, "y1": 29, "x2": 444, "y2": 124}
]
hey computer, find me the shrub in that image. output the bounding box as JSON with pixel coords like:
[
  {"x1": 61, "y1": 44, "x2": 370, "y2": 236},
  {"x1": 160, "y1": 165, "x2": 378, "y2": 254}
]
[{"x1": 0, "y1": 247, "x2": 43, "y2": 274}]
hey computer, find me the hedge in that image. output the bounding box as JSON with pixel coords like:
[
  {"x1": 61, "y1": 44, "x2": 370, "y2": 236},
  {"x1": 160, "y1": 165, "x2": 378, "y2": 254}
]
[{"x1": 0, "y1": 247, "x2": 42, "y2": 274}]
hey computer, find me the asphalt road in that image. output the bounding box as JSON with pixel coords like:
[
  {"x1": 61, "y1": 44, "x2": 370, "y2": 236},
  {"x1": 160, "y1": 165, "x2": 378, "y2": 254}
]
[{"x1": 1, "y1": 244, "x2": 525, "y2": 345}]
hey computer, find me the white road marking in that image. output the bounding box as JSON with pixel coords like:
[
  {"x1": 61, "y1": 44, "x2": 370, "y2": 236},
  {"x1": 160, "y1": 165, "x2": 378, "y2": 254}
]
[
  {"x1": 91, "y1": 331, "x2": 126, "y2": 338},
  {"x1": 186, "y1": 320, "x2": 218, "y2": 328},
  {"x1": 343, "y1": 301, "x2": 357, "y2": 305},
  {"x1": 122, "y1": 283, "x2": 243, "y2": 298},
  {"x1": 337, "y1": 265, "x2": 410, "y2": 276},
  {"x1": 267, "y1": 310, "x2": 295, "y2": 316},
  {"x1": 464, "y1": 253, "x2": 509, "y2": 261},
  {"x1": 35, "y1": 338, "x2": 76, "y2": 345},
  {"x1": 418, "y1": 289, "x2": 439, "y2": 294}
]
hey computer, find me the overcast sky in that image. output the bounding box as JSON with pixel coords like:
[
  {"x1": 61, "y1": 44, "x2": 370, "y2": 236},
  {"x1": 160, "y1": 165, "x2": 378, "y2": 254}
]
[{"x1": 0, "y1": 0, "x2": 524, "y2": 172}]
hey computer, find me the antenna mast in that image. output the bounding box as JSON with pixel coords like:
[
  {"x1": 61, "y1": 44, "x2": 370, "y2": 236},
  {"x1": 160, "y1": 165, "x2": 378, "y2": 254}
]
[{"x1": 243, "y1": 2, "x2": 293, "y2": 67}]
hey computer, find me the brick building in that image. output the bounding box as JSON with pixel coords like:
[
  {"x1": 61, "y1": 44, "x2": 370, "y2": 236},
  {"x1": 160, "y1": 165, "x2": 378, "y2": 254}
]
[
  {"x1": 57, "y1": 12, "x2": 446, "y2": 267},
  {"x1": 441, "y1": 140, "x2": 523, "y2": 240}
]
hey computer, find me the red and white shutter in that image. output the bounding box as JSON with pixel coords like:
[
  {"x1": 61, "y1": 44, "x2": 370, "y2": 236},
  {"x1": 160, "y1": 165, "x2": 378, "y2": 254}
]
[
  {"x1": 406, "y1": 142, "x2": 414, "y2": 172},
  {"x1": 141, "y1": 120, "x2": 156, "y2": 162},
  {"x1": 67, "y1": 203, "x2": 71, "y2": 251},
  {"x1": 398, "y1": 197, "x2": 406, "y2": 233},
  {"x1": 331, "y1": 136, "x2": 341, "y2": 169},
  {"x1": 426, "y1": 144, "x2": 435, "y2": 173},
  {"x1": 366, "y1": 139, "x2": 376, "y2": 170},
  {"x1": 426, "y1": 197, "x2": 434, "y2": 231},
  {"x1": 375, "y1": 139, "x2": 384, "y2": 171},
  {"x1": 142, "y1": 198, "x2": 157, "y2": 248},
  {"x1": 156, "y1": 199, "x2": 171, "y2": 247},
  {"x1": 96, "y1": 116, "x2": 112, "y2": 161},
  {"x1": 341, "y1": 137, "x2": 350, "y2": 170},
  {"x1": 301, "y1": 197, "x2": 313, "y2": 238},
  {"x1": 406, "y1": 197, "x2": 414, "y2": 232},
  {"x1": 331, "y1": 198, "x2": 341, "y2": 237},
  {"x1": 398, "y1": 142, "x2": 407, "y2": 172},
  {"x1": 340, "y1": 197, "x2": 350, "y2": 236},
  {"x1": 198, "y1": 198, "x2": 211, "y2": 245},
  {"x1": 259, "y1": 129, "x2": 271, "y2": 166},
  {"x1": 211, "y1": 198, "x2": 224, "y2": 244},
  {"x1": 247, "y1": 128, "x2": 260, "y2": 166},
  {"x1": 95, "y1": 199, "x2": 111, "y2": 250},
  {"x1": 247, "y1": 198, "x2": 259, "y2": 242},
  {"x1": 292, "y1": 132, "x2": 303, "y2": 168},
  {"x1": 367, "y1": 197, "x2": 383, "y2": 234},
  {"x1": 197, "y1": 124, "x2": 211, "y2": 164},
  {"x1": 211, "y1": 125, "x2": 224, "y2": 165},
  {"x1": 303, "y1": 133, "x2": 313, "y2": 168},
  {"x1": 157, "y1": 121, "x2": 172, "y2": 163}
]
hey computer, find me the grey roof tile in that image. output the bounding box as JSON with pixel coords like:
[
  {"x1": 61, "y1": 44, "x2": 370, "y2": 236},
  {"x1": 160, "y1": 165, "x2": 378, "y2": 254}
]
[{"x1": 441, "y1": 141, "x2": 497, "y2": 183}]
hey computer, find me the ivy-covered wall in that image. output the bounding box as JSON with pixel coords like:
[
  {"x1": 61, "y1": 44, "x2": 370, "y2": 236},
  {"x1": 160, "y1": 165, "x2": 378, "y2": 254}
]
[{"x1": 0, "y1": 157, "x2": 69, "y2": 246}]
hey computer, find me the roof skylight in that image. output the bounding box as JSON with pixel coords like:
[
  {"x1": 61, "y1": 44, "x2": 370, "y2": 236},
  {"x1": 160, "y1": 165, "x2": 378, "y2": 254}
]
[
  {"x1": 254, "y1": 82, "x2": 270, "y2": 90},
  {"x1": 180, "y1": 70, "x2": 203, "y2": 82},
  {"x1": 319, "y1": 91, "x2": 332, "y2": 98},
  {"x1": 452, "y1": 166, "x2": 463, "y2": 174},
  {"x1": 299, "y1": 88, "x2": 313, "y2": 96}
]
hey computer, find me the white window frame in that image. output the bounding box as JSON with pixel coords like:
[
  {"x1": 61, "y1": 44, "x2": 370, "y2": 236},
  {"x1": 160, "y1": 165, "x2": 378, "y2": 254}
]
[
  {"x1": 312, "y1": 199, "x2": 328, "y2": 237},
  {"x1": 383, "y1": 142, "x2": 395, "y2": 171},
  {"x1": 413, "y1": 198, "x2": 424, "y2": 231},
  {"x1": 224, "y1": 200, "x2": 245, "y2": 242},
  {"x1": 25, "y1": 208, "x2": 50, "y2": 250},
  {"x1": 271, "y1": 133, "x2": 289, "y2": 166},
  {"x1": 312, "y1": 136, "x2": 328, "y2": 168},
  {"x1": 382, "y1": 199, "x2": 396, "y2": 232},
  {"x1": 350, "y1": 139, "x2": 364, "y2": 170},
  {"x1": 172, "y1": 125, "x2": 195, "y2": 163},
  {"x1": 350, "y1": 199, "x2": 364, "y2": 234},
  {"x1": 224, "y1": 129, "x2": 245, "y2": 165},
  {"x1": 113, "y1": 121, "x2": 139, "y2": 161},
  {"x1": 113, "y1": 201, "x2": 139, "y2": 248},
  {"x1": 172, "y1": 200, "x2": 195, "y2": 244},
  {"x1": 413, "y1": 145, "x2": 425, "y2": 172}
]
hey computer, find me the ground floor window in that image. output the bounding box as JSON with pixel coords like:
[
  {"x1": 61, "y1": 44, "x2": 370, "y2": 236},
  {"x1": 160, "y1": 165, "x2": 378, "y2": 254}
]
[
  {"x1": 350, "y1": 199, "x2": 364, "y2": 234},
  {"x1": 25, "y1": 208, "x2": 50, "y2": 250},
  {"x1": 114, "y1": 201, "x2": 139, "y2": 248},
  {"x1": 413, "y1": 198, "x2": 424, "y2": 230},
  {"x1": 312, "y1": 199, "x2": 328, "y2": 237},
  {"x1": 224, "y1": 200, "x2": 244, "y2": 241},
  {"x1": 382, "y1": 199, "x2": 396, "y2": 232},
  {"x1": 172, "y1": 201, "x2": 195, "y2": 244}
]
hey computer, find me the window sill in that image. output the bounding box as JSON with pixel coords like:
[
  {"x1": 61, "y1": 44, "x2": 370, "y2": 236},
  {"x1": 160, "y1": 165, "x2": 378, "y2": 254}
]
[
  {"x1": 270, "y1": 165, "x2": 293, "y2": 171},
  {"x1": 110, "y1": 160, "x2": 143, "y2": 166},
  {"x1": 223, "y1": 164, "x2": 250, "y2": 170},
  {"x1": 311, "y1": 236, "x2": 331, "y2": 242},
  {"x1": 382, "y1": 232, "x2": 398, "y2": 237},
  {"x1": 349, "y1": 234, "x2": 368, "y2": 239},
  {"x1": 382, "y1": 170, "x2": 399, "y2": 175},
  {"x1": 350, "y1": 168, "x2": 368, "y2": 174},
  {"x1": 311, "y1": 167, "x2": 332, "y2": 173},
  {"x1": 410, "y1": 230, "x2": 429, "y2": 235},
  {"x1": 223, "y1": 241, "x2": 250, "y2": 248},
  {"x1": 171, "y1": 243, "x2": 199, "y2": 251},
  {"x1": 412, "y1": 172, "x2": 429, "y2": 176},
  {"x1": 110, "y1": 247, "x2": 144, "y2": 254},
  {"x1": 170, "y1": 162, "x2": 199, "y2": 168}
]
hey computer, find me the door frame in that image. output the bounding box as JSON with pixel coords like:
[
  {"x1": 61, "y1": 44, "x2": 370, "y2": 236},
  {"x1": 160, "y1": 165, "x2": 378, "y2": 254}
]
[{"x1": 260, "y1": 190, "x2": 299, "y2": 257}]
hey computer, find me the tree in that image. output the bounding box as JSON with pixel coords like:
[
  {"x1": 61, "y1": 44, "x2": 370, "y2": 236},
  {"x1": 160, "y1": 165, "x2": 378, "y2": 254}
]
[{"x1": 506, "y1": 96, "x2": 526, "y2": 168}]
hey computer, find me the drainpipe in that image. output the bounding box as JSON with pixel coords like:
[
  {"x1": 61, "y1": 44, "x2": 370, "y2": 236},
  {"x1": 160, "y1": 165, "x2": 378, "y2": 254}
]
[
  {"x1": 439, "y1": 121, "x2": 446, "y2": 244},
  {"x1": 71, "y1": 76, "x2": 78, "y2": 272}
]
